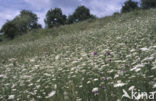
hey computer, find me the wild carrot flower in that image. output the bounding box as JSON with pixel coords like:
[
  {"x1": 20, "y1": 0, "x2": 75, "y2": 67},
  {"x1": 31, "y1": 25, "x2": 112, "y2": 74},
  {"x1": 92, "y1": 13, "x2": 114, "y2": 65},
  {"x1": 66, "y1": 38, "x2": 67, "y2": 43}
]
[
  {"x1": 46, "y1": 91, "x2": 56, "y2": 98},
  {"x1": 92, "y1": 87, "x2": 99, "y2": 95}
]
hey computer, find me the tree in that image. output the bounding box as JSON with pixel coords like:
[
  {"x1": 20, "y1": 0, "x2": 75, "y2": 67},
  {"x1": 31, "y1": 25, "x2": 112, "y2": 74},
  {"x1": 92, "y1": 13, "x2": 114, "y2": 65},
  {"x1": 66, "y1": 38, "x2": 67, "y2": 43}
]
[
  {"x1": 0, "y1": 21, "x2": 18, "y2": 39},
  {"x1": 67, "y1": 6, "x2": 95, "y2": 24},
  {"x1": 20, "y1": 10, "x2": 41, "y2": 29},
  {"x1": 18, "y1": 10, "x2": 41, "y2": 32},
  {"x1": 67, "y1": 15, "x2": 75, "y2": 24},
  {"x1": 0, "y1": 10, "x2": 41, "y2": 39},
  {"x1": 121, "y1": 0, "x2": 139, "y2": 13},
  {"x1": 45, "y1": 8, "x2": 67, "y2": 28},
  {"x1": 11, "y1": 10, "x2": 41, "y2": 35},
  {"x1": 141, "y1": 0, "x2": 156, "y2": 9}
]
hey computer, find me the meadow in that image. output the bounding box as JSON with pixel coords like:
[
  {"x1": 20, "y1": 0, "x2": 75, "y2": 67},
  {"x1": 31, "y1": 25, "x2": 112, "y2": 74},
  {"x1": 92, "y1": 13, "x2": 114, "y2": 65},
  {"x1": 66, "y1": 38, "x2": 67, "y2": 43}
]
[{"x1": 0, "y1": 9, "x2": 156, "y2": 101}]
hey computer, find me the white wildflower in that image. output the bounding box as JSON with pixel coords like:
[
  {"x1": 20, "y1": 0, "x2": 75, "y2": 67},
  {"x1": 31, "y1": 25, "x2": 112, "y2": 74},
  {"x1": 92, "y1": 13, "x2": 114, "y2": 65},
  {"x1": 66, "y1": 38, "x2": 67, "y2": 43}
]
[
  {"x1": 152, "y1": 46, "x2": 156, "y2": 48},
  {"x1": 142, "y1": 57, "x2": 154, "y2": 62},
  {"x1": 114, "y1": 74, "x2": 119, "y2": 79},
  {"x1": 8, "y1": 95, "x2": 15, "y2": 100},
  {"x1": 128, "y1": 86, "x2": 135, "y2": 90},
  {"x1": 54, "y1": 84, "x2": 57, "y2": 89},
  {"x1": 152, "y1": 66, "x2": 156, "y2": 70},
  {"x1": 114, "y1": 80, "x2": 127, "y2": 87},
  {"x1": 30, "y1": 59, "x2": 35, "y2": 62},
  {"x1": 116, "y1": 99, "x2": 121, "y2": 101},
  {"x1": 92, "y1": 87, "x2": 99, "y2": 94},
  {"x1": 140, "y1": 47, "x2": 149, "y2": 52},
  {"x1": 130, "y1": 49, "x2": 135, "y2": 52},
  {"x1": 107, "y1": 69, "x2": 114, "y2": 73},
  {"x1": 36, "y1": 85, "x2": 40, "y2": 89},
  {"x1": 46, "y1": 91, "x2": 56, "y2": 98},
  {"x1": 8, "y1": 58, "x2": 16, "y2": 62},
  {"x1": 44, "y1": 73, "x2": 51, "y2": 76},
  {"x1": 55, "y1": 55, "x2": 59, "y2": 60},
  {"x1": 76, "y1": 97, "x2": 82, "y2": 101},
  {"x1": 34, "y1": 65, "x2": 40, "y2": 68},
  {"x1": 153, "y1": 83, "x2": 156, "y2": 88},
  {"x1": 22, "y1": 75, "x2": 31, "y2": 79},
  {"x1": 79, "y1": 85, "x2": 83, "y2": 88},
  {"x1": 93, "y1": 78, "x2": 98, "y2": 81},
  {"x1": 0, "y1": 75, "x2": 4, "y2": 78},
  {"x1": 87, "y1": 81, "x2": 91, "y2": 84},
  {"x1": 114, "y1": 83, "x2": 126, "y2": 87},
  {"x1": 130, "y1": 64, "x2": 144, "y2": 72}
]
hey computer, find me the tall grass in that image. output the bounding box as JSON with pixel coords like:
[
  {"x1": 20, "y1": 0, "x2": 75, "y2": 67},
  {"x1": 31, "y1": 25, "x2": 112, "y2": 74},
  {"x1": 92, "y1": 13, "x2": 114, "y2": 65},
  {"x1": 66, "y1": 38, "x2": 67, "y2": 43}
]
[{"x1": 0, "y1": 9, "x2": 156, "y2": 101}]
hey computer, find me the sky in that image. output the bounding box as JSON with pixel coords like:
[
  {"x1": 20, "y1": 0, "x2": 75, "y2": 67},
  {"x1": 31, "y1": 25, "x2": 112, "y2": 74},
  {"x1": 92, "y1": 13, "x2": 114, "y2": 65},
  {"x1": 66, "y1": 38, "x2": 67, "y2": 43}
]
[{"x1": 0, "y1": 0, "x2": 140, "y2": 29}]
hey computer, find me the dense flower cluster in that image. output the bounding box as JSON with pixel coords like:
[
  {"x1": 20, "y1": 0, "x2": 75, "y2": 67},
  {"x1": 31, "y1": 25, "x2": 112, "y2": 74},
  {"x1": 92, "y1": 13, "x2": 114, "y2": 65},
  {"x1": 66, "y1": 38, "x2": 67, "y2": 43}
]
[{"x1": 0, "y1": 9, "x2": 156, "y2": 101}]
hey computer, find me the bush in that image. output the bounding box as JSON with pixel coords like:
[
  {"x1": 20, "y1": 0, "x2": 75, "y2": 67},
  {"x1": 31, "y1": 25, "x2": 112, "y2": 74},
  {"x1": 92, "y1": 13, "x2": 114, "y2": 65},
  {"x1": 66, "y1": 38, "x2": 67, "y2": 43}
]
[
  {"x1": 67, "y1": 6, "x2": 95, "y2": 24},
  {"x1": 45, "y1": 8, "x2": 67, "y2": 28},
  {"x1": 121, "y1": 0, "x2": 139, "y2": 13},
  {"x1": 113, "y1": 12, "x2": 120, "y2": 17},
  {"x1": 141, "y1": 0, "x2": 156, "y2": 9}
]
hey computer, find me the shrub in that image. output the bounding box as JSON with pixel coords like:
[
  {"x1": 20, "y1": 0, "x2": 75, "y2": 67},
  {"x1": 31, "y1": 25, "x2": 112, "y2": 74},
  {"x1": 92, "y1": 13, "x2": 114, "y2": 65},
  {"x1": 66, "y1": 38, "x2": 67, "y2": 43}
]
[{"x1": 113, "y1": 12, "x2": 120, "y2": 17}]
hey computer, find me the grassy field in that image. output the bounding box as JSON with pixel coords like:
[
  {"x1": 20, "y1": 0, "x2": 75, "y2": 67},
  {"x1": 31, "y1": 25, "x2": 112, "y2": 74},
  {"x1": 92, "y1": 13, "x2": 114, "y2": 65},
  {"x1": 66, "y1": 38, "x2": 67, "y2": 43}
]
[{"x1": 0, "y1": 9, "x2": 156, "y2": 101}]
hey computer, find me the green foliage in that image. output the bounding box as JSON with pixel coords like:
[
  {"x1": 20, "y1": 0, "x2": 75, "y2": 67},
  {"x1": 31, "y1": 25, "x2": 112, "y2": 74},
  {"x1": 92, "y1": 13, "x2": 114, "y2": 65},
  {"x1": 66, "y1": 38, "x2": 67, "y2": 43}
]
[
  {"x1": 45, "y1": 8, "x2": 67, "y2": 28},
  {"x1": 0, "y1": 35, "x2": 3, "y2": 42},
  {"x1": 113, "y1": 12, "x2": 120, "y2": 17},
  {"x1": 121, "y1": 0, "x2": 139, "y2": 13},
  {"x1": 0, "y1": 10, "x2": 41, "y2": 39},
  {"x1": 67, "y1": 15, "x2": 75, "y2": 24},
  {"x1": 0, "y1": 21, "x2": 18, "y2": 39},
  {"x1": 20, "y1": 10, "x2": 42, "y2": 30},
  {"x1": 0, "y1": 9, "x2": 156, "y2": 101},
  {"x1": 67, "y1": 6, "x2": 95, "y2": 24},
  {"x1": 14, "y1": 10, "x2": 41, "y2": 33},
  {"x1": 141, "y1": 0, "x2": 156, "y2": 9}
]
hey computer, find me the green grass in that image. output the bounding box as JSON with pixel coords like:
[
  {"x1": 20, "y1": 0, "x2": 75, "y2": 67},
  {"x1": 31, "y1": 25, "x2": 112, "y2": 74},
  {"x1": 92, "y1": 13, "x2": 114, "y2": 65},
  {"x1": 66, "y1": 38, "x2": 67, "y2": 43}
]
[{"x1": 0, "y1": 9, "x2": 156, "y2": 101}]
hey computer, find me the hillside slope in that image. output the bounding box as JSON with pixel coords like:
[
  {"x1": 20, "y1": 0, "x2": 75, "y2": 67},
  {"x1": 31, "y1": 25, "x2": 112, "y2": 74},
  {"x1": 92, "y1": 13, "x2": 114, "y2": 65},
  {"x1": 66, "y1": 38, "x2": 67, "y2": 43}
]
[{"x1": 0, "y1": 9, "x2": 156, "y2": 101}]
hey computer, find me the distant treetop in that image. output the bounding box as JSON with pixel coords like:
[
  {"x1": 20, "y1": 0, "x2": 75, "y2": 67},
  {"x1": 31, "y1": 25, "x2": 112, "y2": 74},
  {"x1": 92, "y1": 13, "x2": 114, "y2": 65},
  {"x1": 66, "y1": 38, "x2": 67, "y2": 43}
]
[
  {"x1": 121, "y1": 0, "x2": 139, "y2": 13},
  {"x1": 67, "y1": 6, "x2": 95, "y2": 24},
  {"x1": 45, "y1": 8, "x2": 67, "y2": 28},
  {"x1": 141, "y1": 0, "x2": 156, "y2": 9}
]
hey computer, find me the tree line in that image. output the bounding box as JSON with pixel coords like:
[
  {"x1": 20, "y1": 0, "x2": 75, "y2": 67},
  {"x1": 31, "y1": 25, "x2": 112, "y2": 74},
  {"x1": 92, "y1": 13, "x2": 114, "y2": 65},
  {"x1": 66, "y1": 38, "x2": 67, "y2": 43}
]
[
  {"x1": 0, "y1": 0, "x2": 156, "y2": 39},
  {"x1": 121, "y1": 0, "x2": 156, "y2": 13},
  {"x1": 0, "y1": 6, "x2": 94, "y2": 39}
]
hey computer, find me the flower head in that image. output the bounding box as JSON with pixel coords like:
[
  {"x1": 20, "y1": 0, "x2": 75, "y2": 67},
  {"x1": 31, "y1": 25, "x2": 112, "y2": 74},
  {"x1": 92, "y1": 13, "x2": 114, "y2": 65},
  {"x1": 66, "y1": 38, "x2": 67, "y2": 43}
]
[
  {"x1": 93, "y1": 52, "x2": 98, "y2": 55},
  {"x1": 92, "y1": 87, "x2": 99, "y2": 95},
  {"x1": 46, "y1": 91, "x2": 56, "y2": 98}
]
